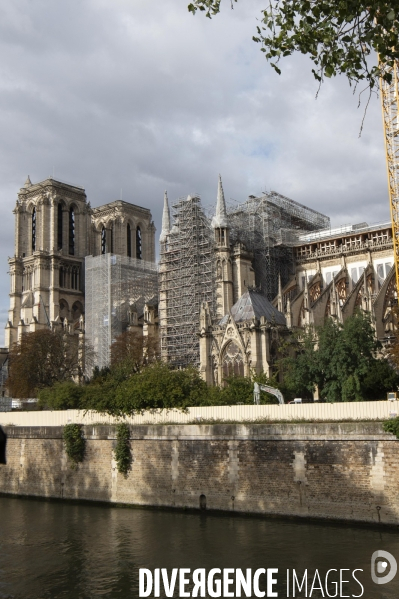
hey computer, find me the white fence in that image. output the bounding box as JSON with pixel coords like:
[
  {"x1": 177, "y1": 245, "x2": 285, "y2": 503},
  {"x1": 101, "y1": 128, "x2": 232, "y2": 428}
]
[{"x1": 1, "y1": 401, "x2": 399, "y2": 427}]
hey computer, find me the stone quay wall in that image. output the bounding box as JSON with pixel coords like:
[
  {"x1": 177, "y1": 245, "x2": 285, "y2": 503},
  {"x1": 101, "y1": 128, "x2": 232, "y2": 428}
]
[{"x1": 1, "y1": 423, "x2": 399, "y2": 526}]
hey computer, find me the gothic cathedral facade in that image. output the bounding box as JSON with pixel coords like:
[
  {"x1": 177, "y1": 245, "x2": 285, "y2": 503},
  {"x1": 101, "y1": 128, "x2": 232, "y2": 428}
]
[{"x1": 5, "y1": 177, "x2": 155, "y2": 348}]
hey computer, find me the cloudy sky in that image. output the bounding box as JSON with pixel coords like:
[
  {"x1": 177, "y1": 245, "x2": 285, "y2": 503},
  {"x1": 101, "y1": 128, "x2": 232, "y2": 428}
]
[{"x1": 0, "y1": 0, "x2": 390, "y2": 344}]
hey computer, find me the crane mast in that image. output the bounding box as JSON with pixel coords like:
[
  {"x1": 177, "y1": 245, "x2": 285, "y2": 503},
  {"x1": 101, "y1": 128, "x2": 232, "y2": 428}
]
[{"x1": 380, "y1": 59, "x2": 399, "y2": 294}]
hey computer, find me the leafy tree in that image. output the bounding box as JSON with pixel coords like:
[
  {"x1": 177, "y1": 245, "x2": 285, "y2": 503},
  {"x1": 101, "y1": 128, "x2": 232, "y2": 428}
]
[
  {"x1": 218, "y1": 372, "x2": 281, "y2": 405},
  {"x1": 188, "y1": 0, "x2": 399, "y2": 94},
  {"x1": 38, "y1": 381, "x2": 85, "y2": 410},
  {"x1": 360, "y1": 357, "x2": 399, "y2": 399},
  {"x1": 8, "y1": 330, "x2": 93, "y2": 398},
  {"x1": 110, "y1": 330, "x2": 159, "y2": 373},
  {"x1": 86, "y1": 362, "x2": 208, "y2": 416},
  {"x1": 281, "y1": 311, "x2": 399, "y2": 401},
  {"x1": 279, "y1": 326, "x2": 318, "y2": 399},
  {"x1": 82, "y1": 362, "x2": 281, "y2": 415},
  {"x1": 317, "y1": 312, "x2": 380, "y2": 401}
]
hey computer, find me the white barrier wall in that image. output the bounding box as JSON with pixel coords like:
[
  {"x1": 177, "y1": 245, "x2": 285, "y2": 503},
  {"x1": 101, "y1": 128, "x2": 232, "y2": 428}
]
[{"x1": 1, "y1": 401, "x2": 399, "y2": 426}]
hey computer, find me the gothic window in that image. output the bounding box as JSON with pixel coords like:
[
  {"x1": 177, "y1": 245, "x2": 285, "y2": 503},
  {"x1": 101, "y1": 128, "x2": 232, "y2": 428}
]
[
  {"x1": 377, "y1": 262, "x2": 393, "y2": 289},
  {"x1": 69, "y1": 207, "x2": 75, "y2": 255},
  {"x1": 72, "y1": 301, "x2": 83, "y2": 321},
  {"x1": 136, "y1": 226, "x2": 142, "y2": 259},
  {"x1": 59, "y1": 299, "x2": 69, "y2": 323},
  {"x1": 71, "y1": 267, "x2": 79, "y2": 290},
  {"x1": 57, "y1": 203, "x2": 63, "y2": 250},
  {"x1": 127, "y1": 223, "x2": 132, "y2": 257},
  {"x1": 32, "y1": 207, "x2": 36, "y2": 251},
  {"x1": 222, "y1": 341, "x2": 244, "y2": 380},
  {"x1": 59, "y1": 267, "x2": 65, "y2": 288},
  {"x1": 23, "y1": 269, "x2": 33, "y2": 291},
  {"x1": 101, "y1": 227, "x2": 106, "y2": 255}
]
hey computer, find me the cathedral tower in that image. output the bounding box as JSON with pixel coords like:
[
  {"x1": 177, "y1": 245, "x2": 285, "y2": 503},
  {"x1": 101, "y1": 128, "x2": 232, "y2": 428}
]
[
  {"x1": 212, "y1": 175, "x2": 234, "y2": 319},
  {"x1": 5, "y1": 177, "x2": 90, "y2": 346}
]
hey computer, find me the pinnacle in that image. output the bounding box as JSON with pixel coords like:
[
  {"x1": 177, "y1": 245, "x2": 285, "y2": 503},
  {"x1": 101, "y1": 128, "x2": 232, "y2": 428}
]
[
  {"x1": 160, "y1": 190, "x2": 171, "y2": 242},
  {"x1": 211, "y1": 174, "x2": 228, "y2": 229},
  {"x1": 24, "y1": 175, "x2": 32, "y2": 187}
]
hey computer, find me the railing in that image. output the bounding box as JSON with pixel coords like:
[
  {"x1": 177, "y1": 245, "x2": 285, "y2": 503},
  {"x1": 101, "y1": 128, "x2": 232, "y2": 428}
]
[
  {"x1": 1, "y1": 401, "x2": 398, "y2": 426},
  {"x1": 295, "y1": 238, "x2": 393, "y2": 263}
]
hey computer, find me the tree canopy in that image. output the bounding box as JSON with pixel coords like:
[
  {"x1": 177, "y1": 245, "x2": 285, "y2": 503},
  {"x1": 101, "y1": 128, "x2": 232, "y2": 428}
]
[
  {"x1": 8, "y1": 330, "x2": 93, "y2": 398},
  {"x1": 281, "y1": 311, "x2": 399, "y2": 401},
  {"x1": 188, "y1": 0, "x2": 399, "y2": 93}
]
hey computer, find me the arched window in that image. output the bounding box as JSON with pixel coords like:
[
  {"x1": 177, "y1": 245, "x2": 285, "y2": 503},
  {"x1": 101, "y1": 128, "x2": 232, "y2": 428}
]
[
  {"x1": 69, "y1": 207, "x2": 75, "y2": 255},
  {"x1": 71, "y1": 267, "x2": 79, "y2": 290},
  {"x1": 59, "y1": 299, "x2": 69, "y2": 323},
  {"x1": 57, "y1": 203, "x2": 63, "y2": 250},
  {"x1": 222, "y1": 341, "x2": 244, "y2": 380},
  {"x1": 72, "y1": 301, "x2": 83, "y2": 321},
  {"x1": 127, "y1": 223, "x2": 132, "y2": 257},
  {"x1": 101, "y1": 226, "x2": 106, "y2": 254},
  {"x1": 32, "y1": 207, "x2": 36, "y2": 252},
  {"x1": 136, "y1": 226, "x2": 142, "y2": 259}
]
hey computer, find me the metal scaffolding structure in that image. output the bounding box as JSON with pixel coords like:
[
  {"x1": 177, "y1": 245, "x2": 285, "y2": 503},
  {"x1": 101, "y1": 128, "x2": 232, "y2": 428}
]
[
  {"x1": 159, "y1": 195, "x2": 216, "y2": 368},
  {"x1": 85, "y1": 254, "x2": 158, "y2": 371},
  {"x1": 227, "y1": 191, "x2": 330, "y2": 300},
  {"x1": 159, "y1": 190, "x2": 329, "y2": 367}
]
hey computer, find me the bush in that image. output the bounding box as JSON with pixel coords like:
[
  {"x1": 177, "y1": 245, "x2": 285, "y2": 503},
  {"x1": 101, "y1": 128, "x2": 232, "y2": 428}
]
[
  {"x1": 63, "y1": 424, "x2": 85, "y2": 466},
  {"x1": 114, "y1": 423, "x2": 131, "y2": 474},
  {"x1": 383, "y1": 417, "x2": 399, "y2": 438},
  {"x1": 38, "y1": 381, "x2": 85, "y2": 410}
]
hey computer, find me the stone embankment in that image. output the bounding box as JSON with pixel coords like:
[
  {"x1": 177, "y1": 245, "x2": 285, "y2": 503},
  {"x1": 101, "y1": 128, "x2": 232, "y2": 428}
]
[{"x1": 0, "y1": 421, "x2": 398, "y2": 525}]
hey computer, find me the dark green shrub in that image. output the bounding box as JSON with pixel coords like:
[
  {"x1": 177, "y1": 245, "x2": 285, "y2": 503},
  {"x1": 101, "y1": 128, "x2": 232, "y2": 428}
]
[
  {"x1": 63, "y1": 424, "x2": 85, "y2": 466},
  {"x1": 114, "y1": 423, "x2": 131, "y2": 475},
  {"x1": 38, "y1": 381, "x2": 85, "y2": 410},
  {"x1": 383, "y1": 417, "x2": 399, "y2": 438}
]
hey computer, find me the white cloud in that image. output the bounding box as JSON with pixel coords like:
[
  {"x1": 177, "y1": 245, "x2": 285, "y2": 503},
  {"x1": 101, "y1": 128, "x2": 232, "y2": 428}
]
[{"x1": 0, "y1": 0, "x2": 390, "y2": 345}]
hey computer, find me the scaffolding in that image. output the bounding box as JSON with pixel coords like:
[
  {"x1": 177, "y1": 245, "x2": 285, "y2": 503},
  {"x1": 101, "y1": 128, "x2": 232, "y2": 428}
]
[
  {"x1": 227, "y1": 191, "x2": 330, "y2": 300},
  {"x1": 85, "y1": 254, "x2": 158, "y2": 371},
  {"x1": 159, "y1": 190, "x2": 329, "y2": 368},
  {"x1": 159, "y1": 195, "x2": 216, "y2": 368}
]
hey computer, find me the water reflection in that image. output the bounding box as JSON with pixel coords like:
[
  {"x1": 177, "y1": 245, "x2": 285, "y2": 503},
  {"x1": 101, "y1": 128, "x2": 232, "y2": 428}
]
[{"x1": 0, "y1": 497, "x2": 398, "y2": 598}]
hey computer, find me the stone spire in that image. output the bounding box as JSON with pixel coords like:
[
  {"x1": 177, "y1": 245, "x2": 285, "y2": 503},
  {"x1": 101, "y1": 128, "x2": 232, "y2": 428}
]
[
  {"x1": 211, "y1": 174, "x2": 228, "y2": 229},
  {"x1": 160, "y1": 190, "x2": 171, "y2": 243},
  {"x1": 24, "y1": 175, "x2": 32, "y2": 187}
]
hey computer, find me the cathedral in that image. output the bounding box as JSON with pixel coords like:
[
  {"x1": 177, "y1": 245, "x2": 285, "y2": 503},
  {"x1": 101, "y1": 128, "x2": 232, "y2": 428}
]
[
  {"x1": 194, "y1": 182, "x2": 395, "y2": 385},
  {"x1": 5, "y1": 176, "x2": 156, "y2": 351},
  {"x1": 4, "y1": 175, "x2": 396, "y2": 387}
]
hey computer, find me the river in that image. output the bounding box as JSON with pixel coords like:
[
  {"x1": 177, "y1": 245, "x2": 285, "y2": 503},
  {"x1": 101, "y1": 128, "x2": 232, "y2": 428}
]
[{"x1": 0, "y1": 496, "x2": 398, "y2": 599}]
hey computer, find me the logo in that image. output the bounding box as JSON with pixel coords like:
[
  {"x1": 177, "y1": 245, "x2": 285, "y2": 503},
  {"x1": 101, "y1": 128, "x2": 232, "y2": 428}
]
[{"x1": 371, "y1": 551, "x2": 397, "y2": 585}]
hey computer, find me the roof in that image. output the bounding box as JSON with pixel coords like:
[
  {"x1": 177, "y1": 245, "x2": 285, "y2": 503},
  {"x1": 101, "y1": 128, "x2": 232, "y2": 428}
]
[
  {"x1": 219, "y1": 290, "x2": 286, "y2": 326},
  {"x1": 296, "y1": 220, "x2": 391, "y2": 244},
  {"x1": 92, "y1": 200, "x2": 151, "y2": 215}
]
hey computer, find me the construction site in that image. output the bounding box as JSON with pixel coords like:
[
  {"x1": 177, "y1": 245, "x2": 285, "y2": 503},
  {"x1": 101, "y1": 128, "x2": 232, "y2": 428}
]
[
  {"x1": 227, "y1": 191, "x2": 330, "y2": 301},
  {"x1": 159, "y1": 190, "x2": 330, "y2": 368},
  {"x1": 159, "y1": 195, "x2": 216, "y2": 368},
  {"x1": 85, "y1": 254, "x2": 158, "y2": 371}
]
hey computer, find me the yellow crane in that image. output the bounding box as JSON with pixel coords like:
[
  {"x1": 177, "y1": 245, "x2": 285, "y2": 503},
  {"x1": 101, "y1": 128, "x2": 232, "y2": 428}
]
[{"x1": 380, "y1": 59, "x2": 399, "y2": 294}]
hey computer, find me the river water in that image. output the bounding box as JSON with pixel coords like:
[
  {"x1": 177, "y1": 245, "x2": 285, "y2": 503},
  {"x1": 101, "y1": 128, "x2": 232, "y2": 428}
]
[{"x1": 0, "y1": 496, "x2": 399, "y2": 599}]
